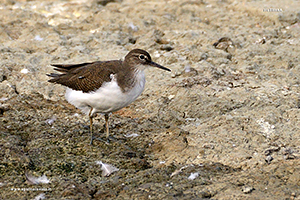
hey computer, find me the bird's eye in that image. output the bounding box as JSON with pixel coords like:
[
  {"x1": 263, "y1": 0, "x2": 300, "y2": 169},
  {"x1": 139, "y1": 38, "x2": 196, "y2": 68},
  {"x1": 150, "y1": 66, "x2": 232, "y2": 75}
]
[{"x1": 139, "y1": 54, "x2": 145, "y2": 60}]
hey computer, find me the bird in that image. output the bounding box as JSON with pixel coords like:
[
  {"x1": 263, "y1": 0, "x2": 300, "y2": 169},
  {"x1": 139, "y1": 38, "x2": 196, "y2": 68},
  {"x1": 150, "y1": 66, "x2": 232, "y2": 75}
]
[{"x1": 47, "y1": 49, "x2": 171, "y2": 144}]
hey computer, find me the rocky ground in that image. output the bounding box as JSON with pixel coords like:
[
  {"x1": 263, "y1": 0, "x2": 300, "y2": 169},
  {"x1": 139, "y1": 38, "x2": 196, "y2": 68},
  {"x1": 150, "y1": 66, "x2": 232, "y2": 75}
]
[{"x1": 1, "y1": 0, "x2": 300, "y2": 199}]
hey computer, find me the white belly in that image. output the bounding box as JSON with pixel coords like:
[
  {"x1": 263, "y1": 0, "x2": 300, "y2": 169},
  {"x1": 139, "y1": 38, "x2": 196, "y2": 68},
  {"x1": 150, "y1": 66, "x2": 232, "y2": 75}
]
[{"x1": 65, "y1": 71, "x2": 145, "y2": 116}]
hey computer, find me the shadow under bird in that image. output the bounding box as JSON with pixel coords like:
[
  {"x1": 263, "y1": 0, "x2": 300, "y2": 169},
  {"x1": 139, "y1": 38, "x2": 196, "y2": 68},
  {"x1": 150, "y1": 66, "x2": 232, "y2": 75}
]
[{"x1": 47, "y1": 49, "x2": 171, "y2": 144}]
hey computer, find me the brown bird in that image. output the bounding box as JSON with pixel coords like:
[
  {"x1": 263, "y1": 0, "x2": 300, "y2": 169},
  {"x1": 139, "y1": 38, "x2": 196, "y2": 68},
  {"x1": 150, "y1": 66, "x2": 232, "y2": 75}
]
[{"x1": 47, "y1": 49, "x2": 171, "y2": 144}]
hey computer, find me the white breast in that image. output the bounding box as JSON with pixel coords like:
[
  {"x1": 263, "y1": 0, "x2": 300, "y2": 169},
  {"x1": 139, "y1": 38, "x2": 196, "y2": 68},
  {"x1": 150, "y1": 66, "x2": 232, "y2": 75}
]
[{"x1": 65, "y1": 70, "x2": 146, "y2": 116}]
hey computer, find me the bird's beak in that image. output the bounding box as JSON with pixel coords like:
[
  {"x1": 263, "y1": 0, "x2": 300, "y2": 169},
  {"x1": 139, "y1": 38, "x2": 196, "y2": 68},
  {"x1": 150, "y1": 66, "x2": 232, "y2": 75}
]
[{"x1": 149, "y1": 61, "x2": 171, "y2": 72}]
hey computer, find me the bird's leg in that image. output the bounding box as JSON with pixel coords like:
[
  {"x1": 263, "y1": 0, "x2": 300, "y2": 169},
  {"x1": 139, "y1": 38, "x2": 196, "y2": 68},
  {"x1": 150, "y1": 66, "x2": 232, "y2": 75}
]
[
  {"x1": 89, "y1": 108, "x2": 94, "y2": 145},
  {"x1": 89, "y1": 113, "x2": 112, "y2": 143},
  {"x1": 105, "y1": 114, "x2": 109, "y2": 138}
]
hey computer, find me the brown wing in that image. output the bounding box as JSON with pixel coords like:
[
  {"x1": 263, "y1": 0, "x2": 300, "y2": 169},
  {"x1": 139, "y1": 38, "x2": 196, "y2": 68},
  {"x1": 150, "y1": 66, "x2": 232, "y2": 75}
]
[{"x1": 47, "y1": 60, "x2": 122, "y2": 93}]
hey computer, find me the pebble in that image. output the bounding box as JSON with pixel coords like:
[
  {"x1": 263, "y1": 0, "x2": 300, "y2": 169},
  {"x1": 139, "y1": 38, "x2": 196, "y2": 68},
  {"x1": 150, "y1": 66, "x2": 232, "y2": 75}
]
[
  {"x1": 265, "y1": 155, "x2": 273, "y2": 164},
  {"x1": 242, "y1": 186, "x2": 254, "y2": 194}
]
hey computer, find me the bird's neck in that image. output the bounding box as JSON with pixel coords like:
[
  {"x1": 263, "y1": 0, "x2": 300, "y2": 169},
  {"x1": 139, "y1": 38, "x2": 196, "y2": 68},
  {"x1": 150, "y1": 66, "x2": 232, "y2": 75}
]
[{"x1": 116, "y1": 64, "x2": 145, "y2": 93}]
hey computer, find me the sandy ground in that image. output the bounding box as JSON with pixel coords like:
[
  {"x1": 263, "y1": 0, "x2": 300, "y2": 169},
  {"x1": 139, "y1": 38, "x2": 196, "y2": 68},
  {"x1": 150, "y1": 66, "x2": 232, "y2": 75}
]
[{"x1": 1, "y1": 0, "x2": 300, "y2": 199}]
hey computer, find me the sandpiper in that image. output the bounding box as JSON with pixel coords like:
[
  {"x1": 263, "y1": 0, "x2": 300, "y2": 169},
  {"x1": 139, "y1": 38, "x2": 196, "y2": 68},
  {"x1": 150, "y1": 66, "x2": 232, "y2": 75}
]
[{"x1": 47, "y1": 49, "x2": 171, "y2": 144}]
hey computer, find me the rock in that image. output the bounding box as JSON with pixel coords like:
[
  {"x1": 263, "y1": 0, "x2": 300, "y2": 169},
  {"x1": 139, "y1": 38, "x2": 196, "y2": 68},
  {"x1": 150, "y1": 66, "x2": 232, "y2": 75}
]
[{"x1": 242, "y1": 186, "x2": 254, "y2": 194}]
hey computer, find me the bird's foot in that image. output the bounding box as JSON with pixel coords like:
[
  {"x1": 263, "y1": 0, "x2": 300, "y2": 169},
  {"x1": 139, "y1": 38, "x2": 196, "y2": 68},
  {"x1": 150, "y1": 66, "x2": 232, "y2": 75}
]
[{"x1": 90, "y1": 135, "x2": 117, "y2": 145}]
